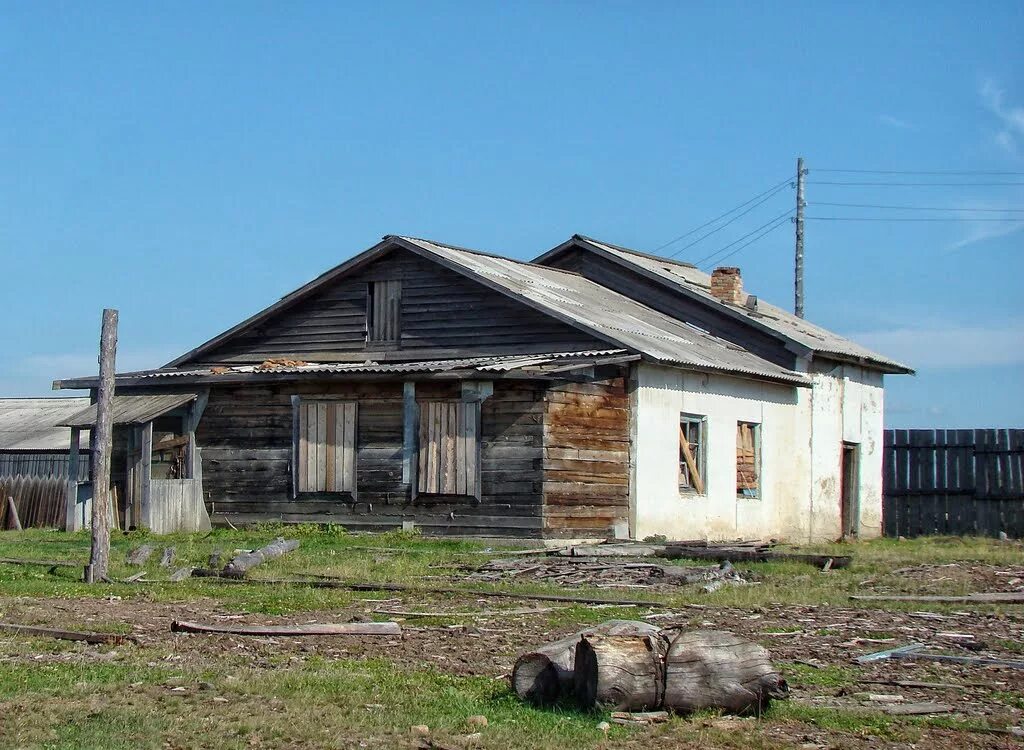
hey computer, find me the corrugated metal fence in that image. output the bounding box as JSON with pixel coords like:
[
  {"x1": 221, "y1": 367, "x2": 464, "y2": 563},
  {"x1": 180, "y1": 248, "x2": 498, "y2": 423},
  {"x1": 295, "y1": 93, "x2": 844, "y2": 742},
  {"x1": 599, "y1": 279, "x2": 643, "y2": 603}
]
[
  {"x1": 883, "y1": 429, "x2": 1024, "y2": 538},
  {"x1": 0, "y1": 475, "x2": 67, "y2": 529}
]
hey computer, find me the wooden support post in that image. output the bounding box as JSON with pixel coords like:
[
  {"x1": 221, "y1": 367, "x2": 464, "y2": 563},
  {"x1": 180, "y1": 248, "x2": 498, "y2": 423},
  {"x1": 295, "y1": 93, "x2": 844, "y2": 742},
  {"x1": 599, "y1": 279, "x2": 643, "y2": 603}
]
[
  {"x1": 139, "y1": 420, "x2": 153, "y2": 529},
  {"x1": 86, "y1": 308, "x2": 117, "y2": 584},
  {"x1": 65, "y1": 427, "x2": 82, "y2": 531},
  {"x1": 402, "y1": 381, "x2": 417, "y2": 485}
]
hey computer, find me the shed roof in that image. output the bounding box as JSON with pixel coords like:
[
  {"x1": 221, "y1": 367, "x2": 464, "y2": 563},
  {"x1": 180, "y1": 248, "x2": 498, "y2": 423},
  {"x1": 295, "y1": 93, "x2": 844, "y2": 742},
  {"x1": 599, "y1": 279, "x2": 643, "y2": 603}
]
[
  {"x1": 536, "y1": 235, "x2": 913, "y2": 374},
  {"x1": 60, "y1": 394, "x2": 198, "y2": 427},
  {"x1": 0, "y1": 398, "x2": 91, "y2": 451}
]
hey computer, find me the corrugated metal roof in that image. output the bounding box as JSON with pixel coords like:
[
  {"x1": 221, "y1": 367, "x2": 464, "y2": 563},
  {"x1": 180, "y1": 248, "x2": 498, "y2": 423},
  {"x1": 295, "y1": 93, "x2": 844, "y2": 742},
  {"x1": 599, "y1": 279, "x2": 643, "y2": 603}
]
[
  {"x1": 111, "y1": 350, "x2": 628, "y2": 380},
  {"x1": 398, "y1": 237, "x2": 809, "y2": 385},
  {"x1": 564, "y1": 235, "x2": 912, "y2": 373},
  {"x1": 60, "y1": 394, "x2": 198, "y2": 427},
  {"x1": 0, "y1": 398, "x2": 91, "y2": 451}
]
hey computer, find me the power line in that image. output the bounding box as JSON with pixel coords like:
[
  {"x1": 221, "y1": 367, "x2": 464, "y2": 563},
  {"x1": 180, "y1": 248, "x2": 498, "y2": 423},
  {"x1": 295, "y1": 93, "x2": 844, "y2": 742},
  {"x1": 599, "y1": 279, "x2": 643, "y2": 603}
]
[
  {"x1": 811, "y1": 201, "x2": 1024, "y2": 213},
  {"x1": 807, "y1": 216, "x2": 1024, "y2": 222},
  {"x1": 810, "y1": 181, "x2": 1024, "y2": 187},
  {"x1": 815, "y1": 168, "x2": 1024, "y2": 176},
  {"x1": 692, "y1": 208, "x2": 795, "y2": 267},
  {"x1": 652, "y1": 176, "x2": 793, "y2": 254},
  {"x1": 699, "y1": 216, "x2": 793, "y2": 271},
  {"x1": 665, "y1": 183, "x2": 791, "y2": 259}
]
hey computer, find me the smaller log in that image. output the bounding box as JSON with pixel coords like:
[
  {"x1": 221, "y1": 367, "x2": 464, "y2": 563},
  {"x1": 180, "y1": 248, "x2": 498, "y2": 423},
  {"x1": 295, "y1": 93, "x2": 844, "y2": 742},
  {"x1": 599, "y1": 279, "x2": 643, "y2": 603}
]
[
  {"x1": 0, "y1": 557, "x2": 78, "y2": 568},
  {"x1": 126, "y1": 544, "x2": 156, "y2": 566},
  {"x1": 170, "y1": 620, "x2": 401, "y2": 636},
  {"x1": 657, "y1": 547, "x2": 851, "y2": 569},
  {"x1": 221, "y1": 537, "x2": 300, "y2": 578},
  {"x1": 662, "y1": 630, "x2": 788, "y2": 715},
  {"x1": 169, "y1": 566, "x2": 195, "y2": 582},
  {"x1": 574, "y1": 633, "x2": 667, "y2": 711},
  {"x1": 511, "y1": 620, "x2": 661, "y2": 706}
]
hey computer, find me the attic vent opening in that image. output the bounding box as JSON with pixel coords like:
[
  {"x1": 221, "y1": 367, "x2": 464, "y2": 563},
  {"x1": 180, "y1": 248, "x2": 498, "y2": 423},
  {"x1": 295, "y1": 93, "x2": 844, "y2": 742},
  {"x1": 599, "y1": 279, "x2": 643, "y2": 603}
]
[{"x1": 366, "y1": 280, "x2": 401, "y2": 346}]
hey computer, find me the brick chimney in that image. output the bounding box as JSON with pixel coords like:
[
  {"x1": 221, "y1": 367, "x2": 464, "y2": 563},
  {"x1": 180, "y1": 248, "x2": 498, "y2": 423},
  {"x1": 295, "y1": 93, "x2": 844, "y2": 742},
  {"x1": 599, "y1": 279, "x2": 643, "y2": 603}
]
[{"x1": 710, "y1": 267, "x2": 745, "y2": 305}]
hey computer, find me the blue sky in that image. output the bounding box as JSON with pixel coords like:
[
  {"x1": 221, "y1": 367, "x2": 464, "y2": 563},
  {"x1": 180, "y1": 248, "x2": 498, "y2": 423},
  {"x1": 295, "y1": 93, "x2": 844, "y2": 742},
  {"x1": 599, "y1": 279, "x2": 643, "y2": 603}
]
[{"x1": 1, "y1": 1, "x2": 1021, "y2": 427}]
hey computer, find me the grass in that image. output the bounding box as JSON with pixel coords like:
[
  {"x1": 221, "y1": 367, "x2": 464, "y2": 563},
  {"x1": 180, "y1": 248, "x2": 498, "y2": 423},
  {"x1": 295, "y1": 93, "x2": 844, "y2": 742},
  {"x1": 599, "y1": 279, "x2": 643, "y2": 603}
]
[{"x1": 0, "y1": 529, "x2": 1021, "y2": 748}]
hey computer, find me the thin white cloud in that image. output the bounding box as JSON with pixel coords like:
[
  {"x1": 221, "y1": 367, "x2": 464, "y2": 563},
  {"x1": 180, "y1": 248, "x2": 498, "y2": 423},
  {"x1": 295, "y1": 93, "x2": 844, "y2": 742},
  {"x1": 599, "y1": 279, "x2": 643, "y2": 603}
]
[
  {"x1": 878, "y1": 114, "x2": 913, "y2": 130},
  {"x1": 946, "y1": 197, "x2": 1024, "y2": 250},
  {"x1": 979, "y1": 78, "x2": 1024, "y2": 158},
  {"x1": 849, "y1": 321, "x2": 1024, "y2": 369}
]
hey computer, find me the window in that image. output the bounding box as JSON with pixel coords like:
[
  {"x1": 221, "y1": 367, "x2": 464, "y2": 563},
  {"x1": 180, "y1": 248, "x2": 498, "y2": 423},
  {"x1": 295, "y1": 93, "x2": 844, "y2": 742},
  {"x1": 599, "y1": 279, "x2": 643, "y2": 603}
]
[
  {"x1": 366, "y1": 280, "x2": 401, "y2": 345},
  {"x1": 736, "y1": 421, "x2": 760, "y2": 498},
  {"x1": 679, "y1": 414, "x2": 706, "y2": 494},
  {"x1": 416, "y1": 400, "x2": 480, "y2": 496},
  {"x1": 295, "y1": 400, "x2": 357, "y2": 493}
]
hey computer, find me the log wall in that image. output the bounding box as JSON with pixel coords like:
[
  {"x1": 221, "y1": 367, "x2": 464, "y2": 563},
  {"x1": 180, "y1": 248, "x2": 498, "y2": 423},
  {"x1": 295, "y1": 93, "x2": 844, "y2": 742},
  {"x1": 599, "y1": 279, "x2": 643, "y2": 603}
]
[
  {"x1": 195, "y1": 379, "x2": 548, "y2": 536},
  {"x1": 542, "y1": 376, "x2": 630, "y2": 537}
]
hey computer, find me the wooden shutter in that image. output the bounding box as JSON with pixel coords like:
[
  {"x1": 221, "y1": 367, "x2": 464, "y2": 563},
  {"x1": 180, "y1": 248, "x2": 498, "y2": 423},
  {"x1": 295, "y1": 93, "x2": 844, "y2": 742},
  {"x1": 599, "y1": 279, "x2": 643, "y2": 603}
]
[
  {"x1": 416, "y1": 400, "x2": 479, "y2": 496},
  {"x1": 736, "y1": 422, "x2": 759, "y2": 495},
  {"x1": 367, "y1": 280, "x2": 401, "y2": 343},
  {"x1": 297, "y1": 401, "x2": 357, "y2": 493}
]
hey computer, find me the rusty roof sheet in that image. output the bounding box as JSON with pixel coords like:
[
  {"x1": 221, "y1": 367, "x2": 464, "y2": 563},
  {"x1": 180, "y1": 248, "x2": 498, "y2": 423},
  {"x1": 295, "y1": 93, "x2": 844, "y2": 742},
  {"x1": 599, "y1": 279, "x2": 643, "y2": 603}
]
[
  {"x1": 0, "y1": 398, "x2": 91, "y2": 450},
  {"x1": 561, "y1": 235, "x2": 912, "y2": 373},
  {"x1": 60, "y1": 394, "x2": 198, "y2": 427},
  {"x1": 398, "y1": 237, "x2": 809, "y2": 385}
]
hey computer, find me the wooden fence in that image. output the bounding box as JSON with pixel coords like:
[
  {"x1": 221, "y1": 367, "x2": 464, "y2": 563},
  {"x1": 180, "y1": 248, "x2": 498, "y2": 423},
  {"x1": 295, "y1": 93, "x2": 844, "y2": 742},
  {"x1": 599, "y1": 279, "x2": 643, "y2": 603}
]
[
  {"x1": 0, "y1": 475, "x2": 67, "y2": 529},
  {"x1": 883, "y1": 429, "x2": 1024, "y2": 538}
]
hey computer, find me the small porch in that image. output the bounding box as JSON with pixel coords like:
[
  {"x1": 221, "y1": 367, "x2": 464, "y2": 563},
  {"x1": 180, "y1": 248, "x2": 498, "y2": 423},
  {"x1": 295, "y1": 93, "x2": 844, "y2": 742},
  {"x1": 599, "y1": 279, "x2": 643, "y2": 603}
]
[{"x1": 60, "y1": 392, "x2": 212, "y2": 534}]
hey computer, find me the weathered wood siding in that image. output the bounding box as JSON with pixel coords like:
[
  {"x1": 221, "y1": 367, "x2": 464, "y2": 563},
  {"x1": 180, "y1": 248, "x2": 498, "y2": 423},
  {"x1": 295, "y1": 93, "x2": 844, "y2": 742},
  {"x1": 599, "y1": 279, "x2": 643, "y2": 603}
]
[
  {"x1": 195, "y1": 379, "x2": 547, "y2": 536},
  {"x1": 542, "y1": 376, "x2": 630, "y2": 537},
  {"x1": 196, "y1": 248, "x2": 605, "y2": 364},
  {"x1": 545, "y1": 246, "x2": 796, "y2": 369}
]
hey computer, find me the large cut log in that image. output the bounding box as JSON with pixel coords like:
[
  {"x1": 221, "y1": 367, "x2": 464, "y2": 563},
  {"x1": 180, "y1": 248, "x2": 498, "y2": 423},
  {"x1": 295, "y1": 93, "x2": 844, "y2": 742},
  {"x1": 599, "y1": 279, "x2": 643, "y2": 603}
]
[
  {"x1": 574, "y1": 633, "x2": 667, "y2": 711},
  {"x1": 662, "y1": 630, "x2": 788, "y2": 715},
  {"x1": 221, "y1": 537, "x2": 300, "y2": 578},
  {"x1": 511, "y1": 620, "x2": 661, "y2": 706},
  {"x1": 170, "y1": 620, "x2": 401, "y2": 636}
]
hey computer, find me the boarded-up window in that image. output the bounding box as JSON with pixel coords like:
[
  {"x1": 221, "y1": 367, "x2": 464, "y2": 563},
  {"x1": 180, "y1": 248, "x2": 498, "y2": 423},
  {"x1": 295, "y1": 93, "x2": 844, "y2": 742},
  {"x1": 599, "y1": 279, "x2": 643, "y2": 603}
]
[
  {"x1": 366, "y1": 280, "x2": 401, "y2": 344},
  {"x1": 416, "y1": 400, "x2": 479, "y2": 496},
  {"x1": 736, "y1": 421, "x2": 760, "y2": 498},
  {"x1": 679, "y1": 414, "x2": 706, "y2": 494},
  {"x1": 296, "y1": 401, "x2": 357, "y2": 493}
]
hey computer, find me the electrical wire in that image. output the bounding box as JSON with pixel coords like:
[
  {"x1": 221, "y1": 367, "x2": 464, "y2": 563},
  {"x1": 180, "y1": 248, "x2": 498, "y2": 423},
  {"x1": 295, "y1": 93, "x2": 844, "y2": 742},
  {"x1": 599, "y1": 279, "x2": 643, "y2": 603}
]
[
  {"x1": 808, "y1": 216, "x2": 1024, "y2": 222},
  {"x1": 810, "y1": 181, "x2": 1024, "y2": 187},
  {"x1": 691, "y1": 209, "x2": 795, "y2": 267},
  {"x1": 814, "y1": 168, "x2": 1024, "y2": 176},
  {"x1": 811, "y1": 201, "x2": 1024, "y2": 213},
  {"x1": 698, "y1": 216, "x2": 793, "y2": 271},
  {"x1": 652, "y1": 176, "x2": 793, "y2": 254}
]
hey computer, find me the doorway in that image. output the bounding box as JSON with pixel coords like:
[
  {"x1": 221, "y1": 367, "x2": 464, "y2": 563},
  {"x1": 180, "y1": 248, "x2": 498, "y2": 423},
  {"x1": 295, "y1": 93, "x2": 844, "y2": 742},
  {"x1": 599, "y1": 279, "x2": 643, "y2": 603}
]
[{"x1": 841, "y1": 442, "x2": 859, "y2": 538}]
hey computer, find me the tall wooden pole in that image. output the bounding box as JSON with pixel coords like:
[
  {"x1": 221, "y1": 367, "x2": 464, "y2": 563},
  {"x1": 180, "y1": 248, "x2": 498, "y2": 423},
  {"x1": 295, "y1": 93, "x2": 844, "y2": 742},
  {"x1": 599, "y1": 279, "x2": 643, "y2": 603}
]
[
  {"x1": 794, "y1": 157, "x2": 806, "y2": 319},
  {"x1": 86, "y1": 309, "x2": 118, "y2": 584}
]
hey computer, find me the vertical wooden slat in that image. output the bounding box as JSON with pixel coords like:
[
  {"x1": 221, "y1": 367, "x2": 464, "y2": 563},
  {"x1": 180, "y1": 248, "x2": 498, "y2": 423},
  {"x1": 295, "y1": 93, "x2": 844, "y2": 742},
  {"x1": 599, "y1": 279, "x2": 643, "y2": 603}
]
[
  {"x1": 315, "y1": 402, "x2": 328, "y2": 492},
  {"x1": 417, "y1": 402, "x2": 428, "y2": 495},
  {"x1": 468, "y1": 401, "x2": 480, "y2": 499},
  {"x1": 343, "y1": 402, "x2": 357, "y2": 494},
  {"x1": 428, "y1": 402, "x2": 440, "y2": 494},
  {"x1": 442, "y1": 402, "x2": 457, "y2": 494},
  {"x1": 325, "y1": 403, "x2": 337, "y2": 492},
  {"x1": 456, "y1": 402, "x2": 467, "y2": 496}
]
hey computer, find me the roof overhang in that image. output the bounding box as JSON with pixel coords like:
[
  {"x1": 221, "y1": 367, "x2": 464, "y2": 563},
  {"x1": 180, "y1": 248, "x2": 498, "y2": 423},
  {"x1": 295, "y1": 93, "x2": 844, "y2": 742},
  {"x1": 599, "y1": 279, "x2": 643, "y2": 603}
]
[{"x1": 59, "y1": 393, "x2": 198, "y2": 427}]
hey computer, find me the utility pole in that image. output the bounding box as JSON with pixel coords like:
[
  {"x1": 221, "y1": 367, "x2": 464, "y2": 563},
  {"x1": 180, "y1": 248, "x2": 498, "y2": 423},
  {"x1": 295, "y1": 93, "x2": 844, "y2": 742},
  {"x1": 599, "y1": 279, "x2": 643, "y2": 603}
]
[
  {"x1": 794, "y1": 156, "x2": 806, "y2": 318},
  {"x1": 85, "y1": 308, "x2": 117, "y2": 584}
]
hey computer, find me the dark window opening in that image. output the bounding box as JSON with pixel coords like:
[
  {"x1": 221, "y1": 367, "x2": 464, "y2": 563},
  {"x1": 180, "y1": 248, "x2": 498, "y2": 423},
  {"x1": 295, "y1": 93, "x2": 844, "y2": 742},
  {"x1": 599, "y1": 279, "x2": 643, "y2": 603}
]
[{"x1": 367, "y1": 280, "x2": 401, "y2": 345}]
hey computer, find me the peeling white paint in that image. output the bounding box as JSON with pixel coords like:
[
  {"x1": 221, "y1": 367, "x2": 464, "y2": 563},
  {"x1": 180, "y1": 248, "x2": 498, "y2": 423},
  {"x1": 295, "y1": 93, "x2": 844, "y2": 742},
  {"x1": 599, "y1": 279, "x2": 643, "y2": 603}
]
[{"x1": 630, "y1": 361, "x2": 885, "y2": 543}]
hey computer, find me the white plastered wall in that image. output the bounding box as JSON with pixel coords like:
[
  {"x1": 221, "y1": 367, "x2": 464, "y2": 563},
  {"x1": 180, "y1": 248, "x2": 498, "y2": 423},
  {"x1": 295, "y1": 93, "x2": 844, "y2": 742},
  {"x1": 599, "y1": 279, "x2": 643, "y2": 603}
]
[{"x1": 630, "y1": 361, "x2": 884, "y2": 543}]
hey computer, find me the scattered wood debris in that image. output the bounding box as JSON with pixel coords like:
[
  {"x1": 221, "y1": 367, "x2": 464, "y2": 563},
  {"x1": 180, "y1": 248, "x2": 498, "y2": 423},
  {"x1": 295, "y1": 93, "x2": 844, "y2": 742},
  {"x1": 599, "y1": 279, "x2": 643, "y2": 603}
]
[
  {"x1": 0, "y1": 621, "x2": 135, "y2": 645},
  {"x1": 159, "y1": 547, "x2": 176, "y2": 568},
  {"x1": 855, "y1": 643, "x2": 1024, "y2": 670},
  {"x1": 126, "y1": 544, "x2": 156, "y2": 566},
  {"x1": 256, "y1": 358, "x2": 308, "y2": 370},
  {"x1": 0, "y1": 557, "x2": 79, "y2": 569},
  {"x1": 464, "y1": 557, "x2": 749, "y2": 590},
  {"x1": 170, "y1": 620, "x2": 401, "y2": 636},
  {"x1": 221, "y1": 537, "x2": 300, "y2": 579},
  {"x1": 850, "y1": 592, "x2": 1024, "y2": 604}
]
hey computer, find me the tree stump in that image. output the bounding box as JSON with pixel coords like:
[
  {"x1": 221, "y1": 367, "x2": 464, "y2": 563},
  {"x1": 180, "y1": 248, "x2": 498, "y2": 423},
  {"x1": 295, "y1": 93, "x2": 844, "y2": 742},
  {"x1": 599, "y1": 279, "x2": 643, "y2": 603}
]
[
  {"x1": 574, "y1": 634, "x2": 667, "y2": 711},
  {"x1": 511, "y1": 620, "x2": 660, "y2": 706},
  {"x1": 662, "y1": 630, "x2": 788, "y2": 715}
]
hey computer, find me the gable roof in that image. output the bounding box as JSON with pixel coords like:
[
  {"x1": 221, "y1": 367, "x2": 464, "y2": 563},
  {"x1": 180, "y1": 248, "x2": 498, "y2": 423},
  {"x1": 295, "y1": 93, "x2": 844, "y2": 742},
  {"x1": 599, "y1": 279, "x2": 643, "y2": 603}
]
[
  {"x1": 534, "y1": 234, "x2": 913, "y2": 374},
  {"x1": 164, "y1": 235, "x2": 808, "y2": 386},
  {"x1": 0, "y1": 398, "x2": 90, "y2": 451}
]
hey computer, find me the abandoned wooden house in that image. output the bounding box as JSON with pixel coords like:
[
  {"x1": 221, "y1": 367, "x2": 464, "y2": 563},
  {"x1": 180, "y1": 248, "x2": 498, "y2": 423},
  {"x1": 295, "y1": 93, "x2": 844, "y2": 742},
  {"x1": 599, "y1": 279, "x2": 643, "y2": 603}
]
[{"x1": 52, "y1": 234, "x2": 911, "y2": 541}]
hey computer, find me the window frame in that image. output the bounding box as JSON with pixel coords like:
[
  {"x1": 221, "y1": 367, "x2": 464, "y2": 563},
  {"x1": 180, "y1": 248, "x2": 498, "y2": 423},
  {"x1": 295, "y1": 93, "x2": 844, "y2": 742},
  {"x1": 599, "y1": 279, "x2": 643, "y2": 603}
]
[
  {"x1": 736, "y1": 420, "x2": 761, "y2": 499},
  {"x1": 678, "y1": 413, "x2": 707, "y2": 495},
  {"x1": 413, "y1": 398, "x2": 481, "y2": 500}
]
